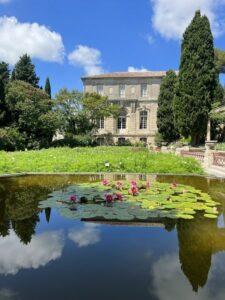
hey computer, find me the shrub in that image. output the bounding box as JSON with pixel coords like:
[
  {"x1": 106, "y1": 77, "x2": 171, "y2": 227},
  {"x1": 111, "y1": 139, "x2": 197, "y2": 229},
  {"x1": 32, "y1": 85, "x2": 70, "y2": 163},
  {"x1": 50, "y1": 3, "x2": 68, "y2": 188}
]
[{"x1": 0, "y1": 127, "x2": 25, "y2": 151}]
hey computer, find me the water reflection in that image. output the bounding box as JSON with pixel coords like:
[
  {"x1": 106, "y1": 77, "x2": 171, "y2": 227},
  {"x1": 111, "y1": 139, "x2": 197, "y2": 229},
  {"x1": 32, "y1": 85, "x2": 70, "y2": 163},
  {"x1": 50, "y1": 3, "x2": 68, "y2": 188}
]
[
  {"x1": 0, "y1": 174, "x2": 225, "y2": 299},
  {"x1": 68, "y1": 223, "x2": 101, "y2": 247},
  {"x1": 0, "y1": 230, "x2": 64, "y2": 275}
]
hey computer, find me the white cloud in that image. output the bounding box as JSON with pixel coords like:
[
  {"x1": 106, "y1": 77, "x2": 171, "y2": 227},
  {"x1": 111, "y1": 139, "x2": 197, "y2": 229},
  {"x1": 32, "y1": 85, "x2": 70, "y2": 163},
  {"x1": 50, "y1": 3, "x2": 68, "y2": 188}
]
[
  {"x1": 0, "y1": 288, "x2": 18, "y2": 300},
  {"x1": 150, "y1": 253, "x2": 225, "y2": 300},
  {"x1": 0, "y1": 230, "x2": 64, "y2": 275},
  {"x1": 128, "y1": 66, "x2": 148, "y2": 72},
  {"x1": 68, "y1": 45, "x2": 104, "y2": 76},
  {"x1": 151, "y1": 0, "x2": 225, "y2": 40},
  {"x1": 68, "y1": 223, "x2": 101, "y2": 247},
  {"x1": 0, "y1": 0, "x2": 11, "y2": 3},
  {"x1": 0, "y1": 16, "x2": 65, "y2": 64}
]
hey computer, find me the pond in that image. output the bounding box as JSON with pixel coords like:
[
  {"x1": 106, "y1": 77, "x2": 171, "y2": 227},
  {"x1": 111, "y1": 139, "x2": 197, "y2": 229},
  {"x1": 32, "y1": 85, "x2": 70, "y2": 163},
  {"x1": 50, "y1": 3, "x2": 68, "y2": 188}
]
[{"x1": 0, "y1": 174, "x2": 225, "y2": 300}]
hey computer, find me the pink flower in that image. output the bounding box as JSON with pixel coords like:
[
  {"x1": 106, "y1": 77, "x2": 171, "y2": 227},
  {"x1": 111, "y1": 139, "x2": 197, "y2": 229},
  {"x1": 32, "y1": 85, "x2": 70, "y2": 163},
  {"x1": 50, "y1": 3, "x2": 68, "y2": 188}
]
[
  {"x1": 131, "y1": 180, "x2": 137, "y2": 187},
  {"x1": 146, "y1": 181, "x2": 151, "y2": 189},
  {"x1": 116, "y1": 181, "x2": 123, "y2": 189},
  {"x1": 171, "y1": 182, "x2": 177, "y2": 189},
  {"x1": 105, "y1": 194, "x2": 114, "y2": 204},
  {"x1": 129, "y1": 186, "x2": 139, "y2": 196},
  {"x1": 70, "y1": 195, "x2": 78, "y2": 203},
  {"x1": 114, "y1": 193, "x2": 123, "y2": 201},
  {"x1": 102, "y1": 179, "x2": 110, "y2": 186}
]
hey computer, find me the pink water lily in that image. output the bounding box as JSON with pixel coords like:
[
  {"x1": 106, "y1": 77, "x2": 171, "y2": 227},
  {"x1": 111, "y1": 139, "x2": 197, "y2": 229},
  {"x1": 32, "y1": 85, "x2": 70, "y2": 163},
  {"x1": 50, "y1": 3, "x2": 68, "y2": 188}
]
[
  {"x1": 171, "y1": 182, "x2": 177, "y2": 189},
  {"x1": 129, "y1": 186, "x2": 139, "y2": 196},
  {"x1": 102, "y1": 179, "x2": 110, "y2": 186},
  {"x1": 114, "y1": 193, "x2": 123, "y2": 201},
  {"x1": 131, "y1": 180, "x2": 137, "y2": 187},
  {"x1": 105, "y1": 194, "x2": 114, "y2": 204},
  {"x1": 116, "y1": 181, "x2": 123, "y2": 189},
  {"x1": 146, "y1": 181, "x2": 151, "y2": 189},
  {"x1": 70, "y1": 195, "x2": 78, "y2": 203}
]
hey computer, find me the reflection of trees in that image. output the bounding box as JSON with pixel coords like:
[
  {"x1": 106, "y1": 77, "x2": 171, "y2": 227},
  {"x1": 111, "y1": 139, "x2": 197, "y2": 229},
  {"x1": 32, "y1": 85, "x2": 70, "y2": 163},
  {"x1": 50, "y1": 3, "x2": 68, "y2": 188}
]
[
  {"x1": 11, "y1": 214, "x2": 40, "y2": 244},
  {"x1": 176, "y1": 217, "x2": 225, "y2": 292},
  {"x1": 45, "y1": 208, "x2": 51, "y2": 223},
  {"x1": 0, "y1": 200, "x2": 10, "y2": 237}
]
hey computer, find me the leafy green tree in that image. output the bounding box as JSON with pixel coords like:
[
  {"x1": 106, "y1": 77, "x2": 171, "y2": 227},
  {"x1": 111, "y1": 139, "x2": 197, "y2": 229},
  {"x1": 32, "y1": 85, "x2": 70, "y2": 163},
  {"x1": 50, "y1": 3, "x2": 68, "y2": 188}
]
[
  {"x1": 215, "y1": 48, "x2": 225, "y2": 74},
  {"x1": 11, "y1": 54, "x2": 39, "y2": 87},
  {"x1": 0, "y1": 62, "x2": 10, "y2": 126},
  {"x1": 45, "y1": 77, "x2": 51, "y2": 98},
  {"x1": 5, "y1": 80, "x2": 60, "y2": 148},
  {"x1": 55, "y1": 88, "x2": 90, "y2": 135},
  {"x1": 174, "y1": 11, "x2": 217, "y2": 145},
  {"x1": 83, "y1": 92, "x2": 120, "y2": 122},
  {"x1": 157, "y1": 70, "x2": 179, "y2": 143}
]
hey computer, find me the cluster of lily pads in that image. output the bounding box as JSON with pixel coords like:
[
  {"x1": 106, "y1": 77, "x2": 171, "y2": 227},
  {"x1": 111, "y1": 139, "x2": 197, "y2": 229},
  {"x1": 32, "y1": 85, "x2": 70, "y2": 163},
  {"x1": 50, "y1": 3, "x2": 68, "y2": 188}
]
[{"x1": 39, "y1": 180, "x2": 220, "y2": 221}]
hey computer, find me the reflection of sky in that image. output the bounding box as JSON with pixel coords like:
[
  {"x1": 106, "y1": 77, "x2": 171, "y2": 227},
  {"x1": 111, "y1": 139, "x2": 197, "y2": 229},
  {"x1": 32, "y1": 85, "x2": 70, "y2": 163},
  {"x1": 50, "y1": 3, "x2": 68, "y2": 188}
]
[
  {"x1": 0, "y1": 230, "x2": 64, "y2": 275},
  {"x1": 150, "y1": 252, "x2": 225, "y2": 300},
  {"x1": 68, "y1": 223, "x2": 101, "y2": 247},
  {"x1": 0, "y1": 288, "x2": 18, "y2": 300}
]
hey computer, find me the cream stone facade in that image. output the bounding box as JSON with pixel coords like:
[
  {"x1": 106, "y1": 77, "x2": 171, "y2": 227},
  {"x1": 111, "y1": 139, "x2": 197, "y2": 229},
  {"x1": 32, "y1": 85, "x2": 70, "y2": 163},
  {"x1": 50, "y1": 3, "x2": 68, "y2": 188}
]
[{"x1": 82, "y1": 71, "x2": 167, "y2": 146}]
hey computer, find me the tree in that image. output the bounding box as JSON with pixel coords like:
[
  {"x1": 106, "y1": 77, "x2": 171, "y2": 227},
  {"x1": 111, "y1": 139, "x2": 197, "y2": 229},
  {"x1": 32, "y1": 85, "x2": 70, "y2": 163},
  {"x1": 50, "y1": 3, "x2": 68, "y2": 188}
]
[
  {"x1": 83, "y1": 92, "x2": 120, "y2": 122},
  {"x1": 0, "y1": 62, "x2": 10, "y2": 126},
  {"x1": 174, "y1": 11, "x2": 217, "y2": 145},
  {"x1": 5, "y1": 80, "x2": 60, "y2": 148},
  {"x1": 45, "y1": 77, "x2": 51, "y2": 98},
  {"x1": 157, "y1": 70, "x2": 179, "y2": 143},
  {"x1": 215, "y1": 48, "x2": 225, "y2": 74},
  {"x1": 11, "y1": 54, "x2": 39, "y2": 87}
]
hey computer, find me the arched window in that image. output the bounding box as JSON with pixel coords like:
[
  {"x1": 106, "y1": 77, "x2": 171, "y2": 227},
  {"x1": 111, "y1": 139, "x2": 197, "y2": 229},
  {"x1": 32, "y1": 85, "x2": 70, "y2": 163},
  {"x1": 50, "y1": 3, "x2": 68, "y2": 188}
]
[
  {"x1": 140, "y1": 111, "x2": 148, "y2": 129},
  {"x1": 118, "y1": 113, "x2": 126, "y2": 129}
]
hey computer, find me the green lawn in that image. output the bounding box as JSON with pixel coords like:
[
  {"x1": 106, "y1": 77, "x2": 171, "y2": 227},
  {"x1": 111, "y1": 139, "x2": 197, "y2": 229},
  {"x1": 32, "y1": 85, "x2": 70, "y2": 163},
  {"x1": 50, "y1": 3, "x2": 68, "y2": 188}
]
[
  {"x1": 215, "y1": 143, "x2": 225, "y2": 151},
  {"x1": 0, "y1": 146, "x2": 204, "y2": 175}
]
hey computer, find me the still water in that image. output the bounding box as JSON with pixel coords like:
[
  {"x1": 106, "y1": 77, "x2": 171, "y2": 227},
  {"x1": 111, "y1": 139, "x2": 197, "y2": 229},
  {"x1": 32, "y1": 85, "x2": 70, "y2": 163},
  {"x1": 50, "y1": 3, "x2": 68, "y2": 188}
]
[{"x1": 0, "y1": 174, "x2": 225, "y2": 300}]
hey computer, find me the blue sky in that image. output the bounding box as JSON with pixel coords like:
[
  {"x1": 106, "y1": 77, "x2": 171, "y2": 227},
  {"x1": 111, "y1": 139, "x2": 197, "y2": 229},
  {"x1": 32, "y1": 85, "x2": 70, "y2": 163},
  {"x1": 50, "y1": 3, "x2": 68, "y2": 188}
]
[{"x1": 0, "y1": 0, "x2": 225, "y2": 95}]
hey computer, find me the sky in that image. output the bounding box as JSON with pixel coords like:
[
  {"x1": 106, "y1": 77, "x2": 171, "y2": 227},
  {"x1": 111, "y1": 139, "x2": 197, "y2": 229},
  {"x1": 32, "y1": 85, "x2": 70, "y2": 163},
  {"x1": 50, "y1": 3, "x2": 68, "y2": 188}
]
[{"x1": 0, "y1": 0, "x2": 225, "y2": 95}]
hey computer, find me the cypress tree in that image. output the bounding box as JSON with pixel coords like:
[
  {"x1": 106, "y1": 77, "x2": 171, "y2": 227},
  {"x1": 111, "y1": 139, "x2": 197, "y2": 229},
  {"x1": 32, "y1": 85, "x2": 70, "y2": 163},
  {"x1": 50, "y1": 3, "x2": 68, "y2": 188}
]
[
  {"x1": 0, "y1": 62, "x2": 10, "y2": 126},
  {"x1": 174, "y1": 11, "x2": 216, "y2": 145},
  {"x1": 157, "y1": 70, "x2": 179, "y2": 143},
  {"x1": 12, "y1": 54, "x2": 39, "y2": 87},
  {"x1": 45, "y1": 77, "x2": 51, "y2": 98}
]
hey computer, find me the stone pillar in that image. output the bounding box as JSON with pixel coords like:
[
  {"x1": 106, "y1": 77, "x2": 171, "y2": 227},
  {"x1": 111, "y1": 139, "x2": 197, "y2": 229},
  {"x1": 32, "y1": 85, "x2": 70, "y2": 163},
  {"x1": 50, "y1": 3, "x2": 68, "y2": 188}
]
[
  {"x1": 203, "y1": 150, "x2": 215, "y2": 168},
  {"x1": 207, "y1": 119, "x2": 211, "y2": 142}
]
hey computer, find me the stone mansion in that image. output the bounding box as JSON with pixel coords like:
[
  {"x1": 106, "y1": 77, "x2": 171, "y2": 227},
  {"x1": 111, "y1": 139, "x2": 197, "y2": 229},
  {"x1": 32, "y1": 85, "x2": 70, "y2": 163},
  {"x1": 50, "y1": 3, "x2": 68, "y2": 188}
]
[{"x1": 82, "y1": 71, "x2": 167, "y2": 145}]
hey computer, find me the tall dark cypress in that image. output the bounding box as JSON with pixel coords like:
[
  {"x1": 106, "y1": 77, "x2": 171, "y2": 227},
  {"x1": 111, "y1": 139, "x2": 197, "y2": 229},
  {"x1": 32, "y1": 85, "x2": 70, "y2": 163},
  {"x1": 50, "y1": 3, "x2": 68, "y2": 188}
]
[
  {"x1": 174, "y1": 11, "x2": 216, "y2": 145},
  {"x1": 11, "y1": 54, "x2": 39, "y2": 87},
  {"x1": 157, "y1": 70, "x2": 179, "y2": 142},
  {"x1": 45, "y1": 77, "x2": 51, "y2": 98},
  {"x1": 0, "y1": 62, "x2": 10, "y2": 126}
]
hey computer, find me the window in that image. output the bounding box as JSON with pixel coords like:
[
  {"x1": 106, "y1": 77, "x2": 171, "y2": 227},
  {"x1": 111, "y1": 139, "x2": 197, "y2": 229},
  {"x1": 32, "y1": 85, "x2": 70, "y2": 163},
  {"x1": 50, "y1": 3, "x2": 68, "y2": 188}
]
[
  {"x1": 118, "y1": 137, "x2": 126, "y2": 145},
  {"x1": 97, "y1": 85, "x2": 104, "y2": 95},
  {"x1": 118, "y1": 113, "x2": 126, "y2": 129},
  {"x1": 131, "y1": 86, "x2": 135, "y2": 94},
  {"x1": 141, "y1": 84, "x2": 147, "y2": 97},
  {"x1": 109, "y1": 87, "x2": 113, "y2": 95},
  {"x1": 119, "y1": 85, "x2": 125, "y2": 98},
  {"x1": 97, "y1": 117, "x2": 104, "y2": 129},
  {"x1": 140, "y1": 111, "x2": 148, "y2": 129}
]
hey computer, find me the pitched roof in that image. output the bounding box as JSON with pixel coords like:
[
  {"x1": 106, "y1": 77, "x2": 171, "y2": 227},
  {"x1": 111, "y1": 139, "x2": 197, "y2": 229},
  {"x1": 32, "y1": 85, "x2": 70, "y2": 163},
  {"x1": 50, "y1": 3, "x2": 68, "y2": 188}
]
[{"x1": 81, "y1": 71, "x2": 169, "y2": 80}]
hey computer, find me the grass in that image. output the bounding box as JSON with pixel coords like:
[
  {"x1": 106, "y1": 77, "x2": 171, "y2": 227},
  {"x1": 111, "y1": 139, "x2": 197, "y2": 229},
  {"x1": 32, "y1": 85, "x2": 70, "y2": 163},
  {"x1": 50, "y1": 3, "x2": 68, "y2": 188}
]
[
  {"x1": 215, "y1": 143, "x2": 225, "y2": 151},
  {"x1": 0, "y1": 146, "x2": 204, "y2": 175}
]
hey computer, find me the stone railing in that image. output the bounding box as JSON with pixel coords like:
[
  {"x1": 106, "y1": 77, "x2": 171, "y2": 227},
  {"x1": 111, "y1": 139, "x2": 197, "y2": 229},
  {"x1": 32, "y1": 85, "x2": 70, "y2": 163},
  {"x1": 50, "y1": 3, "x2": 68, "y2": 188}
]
[
  {"x1": 180, "y1": 150, "x2": 205, "y2": 163},
  {"x1": 213, "y1": 152, "x2": 225, "y2": 168}
]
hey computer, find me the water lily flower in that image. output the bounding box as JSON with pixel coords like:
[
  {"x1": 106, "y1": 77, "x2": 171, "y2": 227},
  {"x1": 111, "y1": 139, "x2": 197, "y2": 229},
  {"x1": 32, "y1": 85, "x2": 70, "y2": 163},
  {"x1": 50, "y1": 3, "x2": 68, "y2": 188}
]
[
  {"x1": 70, "y1": 195, "x2": 78, "y2": 203},
  {"x1": 129, "y1": 186, "x2": 139, "y2": 196},
  {"x1": 131, "y1": 180, "x2": 137, "y2": 187},
  {"x1": 116, "y1": 181, "x2": 123, "y2": 189},
  {"x1": 102, "y1": 179, "x2": 110, "y2": 186},
  {"x1": 146, "y1": 181, "x2": 151, "y2": 189},
  {"x1": 105, "y1": 162, "x2": 110, "y2": 167},
  {"x1": 171, "y1": 182, "x2": 177, "y2": 189},
  {"x1": 105, "y1": 194, "x2": 114, "y2": 204},
  {"x1": 114, "y1": 193, "x2": 123, "y2": 201}
]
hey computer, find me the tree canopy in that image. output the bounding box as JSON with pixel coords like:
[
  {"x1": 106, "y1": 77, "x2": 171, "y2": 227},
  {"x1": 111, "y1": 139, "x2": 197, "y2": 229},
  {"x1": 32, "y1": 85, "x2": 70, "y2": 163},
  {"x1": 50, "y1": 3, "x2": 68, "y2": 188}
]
[
  {"x1": 174, "y1": 11, "x2": 217, "y2": 145},
  {"x1": 157, "y1": 70, "x2": 179, "y2": 143}
]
